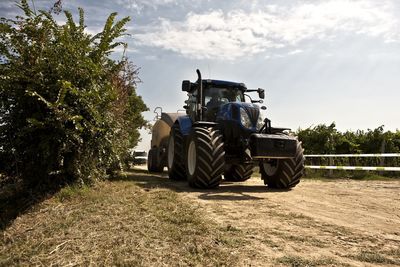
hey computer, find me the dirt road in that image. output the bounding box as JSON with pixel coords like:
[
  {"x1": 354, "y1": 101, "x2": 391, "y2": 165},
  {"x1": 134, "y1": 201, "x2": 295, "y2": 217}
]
[
  {"x1": 2, "y1": 165, "x2": 400, "y2": 266},
  {"x1": 138, "y1": 167, "x2": 400, "y2": 266}
]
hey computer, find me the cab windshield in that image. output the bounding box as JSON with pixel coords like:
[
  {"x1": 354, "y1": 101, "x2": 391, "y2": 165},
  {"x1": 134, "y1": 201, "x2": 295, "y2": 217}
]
[
  {"x1": 204, "y1": 87, "x2": 244, "y2": 105},
  {"x1": 204, "y1": 87, "x2": 244, "y2": 121}
]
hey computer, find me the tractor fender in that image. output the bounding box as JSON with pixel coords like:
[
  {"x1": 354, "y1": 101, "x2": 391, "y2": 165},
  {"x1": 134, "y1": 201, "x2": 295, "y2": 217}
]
[
  {"x1": 176, "y1": 115, "x2": 192, "y2": 136},
  {"x1": 175, "y1": 117, "x2": 217, "y2": 136}
]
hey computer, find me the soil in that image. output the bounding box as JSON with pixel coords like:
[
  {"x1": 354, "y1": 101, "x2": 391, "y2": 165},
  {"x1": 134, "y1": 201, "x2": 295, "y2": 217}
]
[
  {"x1": 142, "y1": 166, "x2": 400, "y2": 266},
  {"x1": 2, "y1": 165, "x2": 400, "y2": 266}
]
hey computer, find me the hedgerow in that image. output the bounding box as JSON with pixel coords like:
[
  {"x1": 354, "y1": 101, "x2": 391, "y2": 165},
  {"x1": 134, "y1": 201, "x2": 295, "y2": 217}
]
[{"x1": 0, "y1": 0, "x2": 147, "y2": 185}]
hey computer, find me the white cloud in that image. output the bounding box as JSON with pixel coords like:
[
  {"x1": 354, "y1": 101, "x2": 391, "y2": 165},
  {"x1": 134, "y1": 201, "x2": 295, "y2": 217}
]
[
  {"x1": 84, "y1": 27, "x2": 103, "y2": 36},
  {"x1": 134, "y1": 0, "x2": 399, "y2": 60},
  {"x1": 116, "y1": 0, "x2": 183, "y2": 13},
  {"x1": 288, "y1": 50, "x2": 304, "y2": 56}
]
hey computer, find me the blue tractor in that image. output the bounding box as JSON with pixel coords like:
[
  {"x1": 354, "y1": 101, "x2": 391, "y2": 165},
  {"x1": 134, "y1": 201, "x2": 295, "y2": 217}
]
[{"x1": 147, "y1": 69, "x2": 304, "y2": 189}]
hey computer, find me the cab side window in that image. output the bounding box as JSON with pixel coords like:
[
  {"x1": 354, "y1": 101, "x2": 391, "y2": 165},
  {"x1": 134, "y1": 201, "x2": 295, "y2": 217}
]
[{"x1": 187, "y1": 89, "x2": 198, "y2": 121}]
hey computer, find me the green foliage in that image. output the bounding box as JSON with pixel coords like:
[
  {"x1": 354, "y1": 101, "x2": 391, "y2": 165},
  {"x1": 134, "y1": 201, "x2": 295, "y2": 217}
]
[
  {"x1": 296, "y1": 123, "x2": 341, "y2": 154},
  {"x1": 296, "y1": 123, "x2": 400, "y2": 177},
  {"x1": 296, "y1": 123, "x2": 400, "y2": 154},
  {"x1": 0, "y1": 0, "x2": 148, "y2": 185}
]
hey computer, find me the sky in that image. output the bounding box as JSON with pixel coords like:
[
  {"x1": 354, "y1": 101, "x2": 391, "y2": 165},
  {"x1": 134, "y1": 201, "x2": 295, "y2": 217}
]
[{"x1": 1, "y1": 0, "x2": 400, "y2": 151}]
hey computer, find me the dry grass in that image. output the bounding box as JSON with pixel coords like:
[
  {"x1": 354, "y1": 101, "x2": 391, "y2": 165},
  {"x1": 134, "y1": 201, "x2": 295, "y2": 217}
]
[
  {"x1": 2, "y1": 170, "x2": 400, "y2": 266},
  {"x1": 347, "y1": 250, "x2": 400, "y2": 265},
  {"x1": 276, "y1": 255, "x2": 343, "y2": 267},
  {"x1": 1, "y1": 179, "x2": 243, "y2": 266}
]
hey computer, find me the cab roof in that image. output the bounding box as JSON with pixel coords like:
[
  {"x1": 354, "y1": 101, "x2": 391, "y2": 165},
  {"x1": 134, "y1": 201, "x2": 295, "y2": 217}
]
[{"x1": 201, "y1": 79, "x2": 247, "y2": 90}]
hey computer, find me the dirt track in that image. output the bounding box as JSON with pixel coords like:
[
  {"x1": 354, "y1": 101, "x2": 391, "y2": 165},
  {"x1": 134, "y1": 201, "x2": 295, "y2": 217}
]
[
  {"x1": 139, "y1": 167, "x2": 400, "y2": 266},
  {"x1": 2, "y1": 165, "x2": 400, "y2": 266}
]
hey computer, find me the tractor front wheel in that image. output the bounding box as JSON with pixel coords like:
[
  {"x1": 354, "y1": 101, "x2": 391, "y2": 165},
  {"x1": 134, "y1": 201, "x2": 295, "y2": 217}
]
[
  {"x1": 260, "y1": 141, "x2": 305, "y2": 189},
  {"x1": 186, "y1": 126, "x2": 225, "y2": 188}
]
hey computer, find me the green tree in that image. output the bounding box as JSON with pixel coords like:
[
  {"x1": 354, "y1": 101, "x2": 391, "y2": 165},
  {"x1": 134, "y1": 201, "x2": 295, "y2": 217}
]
[
  {"x1": 0, "y1": 1, "x2": 147, "y2": 185},
  {"x1": 296, "y1": 124, "x2": 399, "y2": 155},
  {"x1": 296, "y1": 123, "x2": 338, "y2": 154}
]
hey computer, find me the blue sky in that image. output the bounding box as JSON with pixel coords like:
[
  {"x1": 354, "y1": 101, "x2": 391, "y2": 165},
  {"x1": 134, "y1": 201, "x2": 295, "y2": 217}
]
[{"x1": 1, "y1": 0, "x2": 400, "y2": 151}]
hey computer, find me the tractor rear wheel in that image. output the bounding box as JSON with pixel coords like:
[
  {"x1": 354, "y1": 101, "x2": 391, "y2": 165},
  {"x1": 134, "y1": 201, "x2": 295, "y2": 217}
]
[
  {"x1": 260, "y1": 141, "x2": 305, "y2": 189},
  {"x1": 147, "y1": 148, "x2": 164, "y2": 172},
  {"x1": 224, "y1": 164, "x2": 253, "y2": 182},
  {"x1": 147, "y1": 149, "x2": 156, "y2": 172},
  {"x1": 186, "y1": 126, "x2": 225, "y2": 188},
  {"x1": 167, "y1": 124, "x2": 186, "y2": 180}
]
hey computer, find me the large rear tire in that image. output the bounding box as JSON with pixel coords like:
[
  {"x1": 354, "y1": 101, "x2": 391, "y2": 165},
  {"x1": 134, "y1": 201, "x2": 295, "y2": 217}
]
[
  {"x1": 147, "y1": 149, "x2": 156, "y2": 172},
  {"x1": 186, "y1": 126, "x2": 225, "y2": 188},
  {"x1": 260, "y1": 141, "x2": 305, "y2": 189},
  {"x1": 147, "y1": 148, "x2": 164, "y2": 173},
  {"x1": 224, "y1": 164, "x2": 253, "y2": 182},
  {"x1": 167, "y1": 124, "x2": 186, "y2": 180}
]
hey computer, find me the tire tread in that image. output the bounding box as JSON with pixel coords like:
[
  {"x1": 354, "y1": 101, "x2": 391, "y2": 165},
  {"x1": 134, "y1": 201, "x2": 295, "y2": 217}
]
[
  {"x1": 261, "y1": 141, "x2": 304, "y2": 189},
  {"x1": 187, "y1": 127, "x2": 225, "y2": 188}
]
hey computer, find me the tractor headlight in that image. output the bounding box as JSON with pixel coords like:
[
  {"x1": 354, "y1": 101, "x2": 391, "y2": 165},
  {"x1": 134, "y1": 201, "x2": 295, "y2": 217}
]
[
  {"x1": 240, "y1": 108, "x2": 252, "y2": 128},
  {"x1": 257, "y1": 114, "x2": 264, "y2": 130}
]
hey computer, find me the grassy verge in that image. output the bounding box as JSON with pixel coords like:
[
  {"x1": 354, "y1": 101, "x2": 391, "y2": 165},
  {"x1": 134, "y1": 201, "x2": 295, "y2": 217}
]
[
  {"x1": 347, "y1": 250, "x2": 400, "y2": 265},
  {"x1": 276, "y1": 255, "x2": 343, "y2": 267},
  {"x1": 1, "y1": 177, "x2": 243, "y2": 266}
]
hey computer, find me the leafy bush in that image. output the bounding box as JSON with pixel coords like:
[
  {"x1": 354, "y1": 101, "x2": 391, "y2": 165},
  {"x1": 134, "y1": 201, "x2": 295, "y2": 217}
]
[
  {"x1": 296, "y1": 123, "x2": 400, "y2": 154},
  {"x1": 297, "y1": 123, "x2": 400, "y2": 177},
  {"x1": 0, "y1": 1, "x2": 147, "y2": 185}
]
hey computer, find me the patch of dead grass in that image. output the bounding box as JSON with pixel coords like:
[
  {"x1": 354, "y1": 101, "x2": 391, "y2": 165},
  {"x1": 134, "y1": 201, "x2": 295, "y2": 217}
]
[
  {"x1": 1, "y1": 180, "x2": 243, "y2": 266},
  {"x1": 347, "y1": 249, "x2": 400, "y2": 265},
  {"x1": 276, "y1": 255, "x2": 344, "y2": 266}
]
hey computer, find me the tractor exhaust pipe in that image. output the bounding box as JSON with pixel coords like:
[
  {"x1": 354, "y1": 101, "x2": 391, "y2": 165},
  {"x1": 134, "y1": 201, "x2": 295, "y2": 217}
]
[{"x1": 196, "y1": 69, "x2": 203, "y2": 121}]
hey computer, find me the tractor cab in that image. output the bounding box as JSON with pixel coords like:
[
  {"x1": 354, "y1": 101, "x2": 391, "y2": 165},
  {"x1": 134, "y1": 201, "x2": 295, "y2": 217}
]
[
  {"x1": 204, "y1": 84, "x2": 245, "y2": 121},
  {"x1": 182, "y1": 76, "x2": 263, "y2": 123}
]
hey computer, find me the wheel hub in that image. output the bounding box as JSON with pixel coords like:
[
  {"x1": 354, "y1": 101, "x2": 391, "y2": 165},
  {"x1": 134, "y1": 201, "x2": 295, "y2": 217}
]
[
  {"x1": 168, "y1": 135, "x2": 174, "y2": 169},
  {"x1": 263, "y1": 162, "x2": 278, "y2": 176},
  {"x1": 188, "y1": 140, "x2": 196, "y2": 176}
]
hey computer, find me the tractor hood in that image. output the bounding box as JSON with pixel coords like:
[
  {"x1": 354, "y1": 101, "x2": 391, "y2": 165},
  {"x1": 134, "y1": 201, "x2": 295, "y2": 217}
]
[{"x1": 216, "y1": 102, "x2": 261, "y2": 132}]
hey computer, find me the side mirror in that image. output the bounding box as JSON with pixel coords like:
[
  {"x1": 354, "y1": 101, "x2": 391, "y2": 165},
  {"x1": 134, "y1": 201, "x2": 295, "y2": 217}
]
[
  {"x1": 182, "y1": 80, "x2": 191, "y2": 92},
  {"x1": 258, "y1": 88, "x2": 265, "y2": 99},
  {"x1": 261, "y1": 106, "x2": 267, "y2": 110}
]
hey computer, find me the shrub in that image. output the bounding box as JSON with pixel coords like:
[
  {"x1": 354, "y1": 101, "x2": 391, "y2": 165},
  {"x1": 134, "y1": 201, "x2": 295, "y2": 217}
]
[{"x1": 0, "y1": 1, "x2": 147, "y2": 185}]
